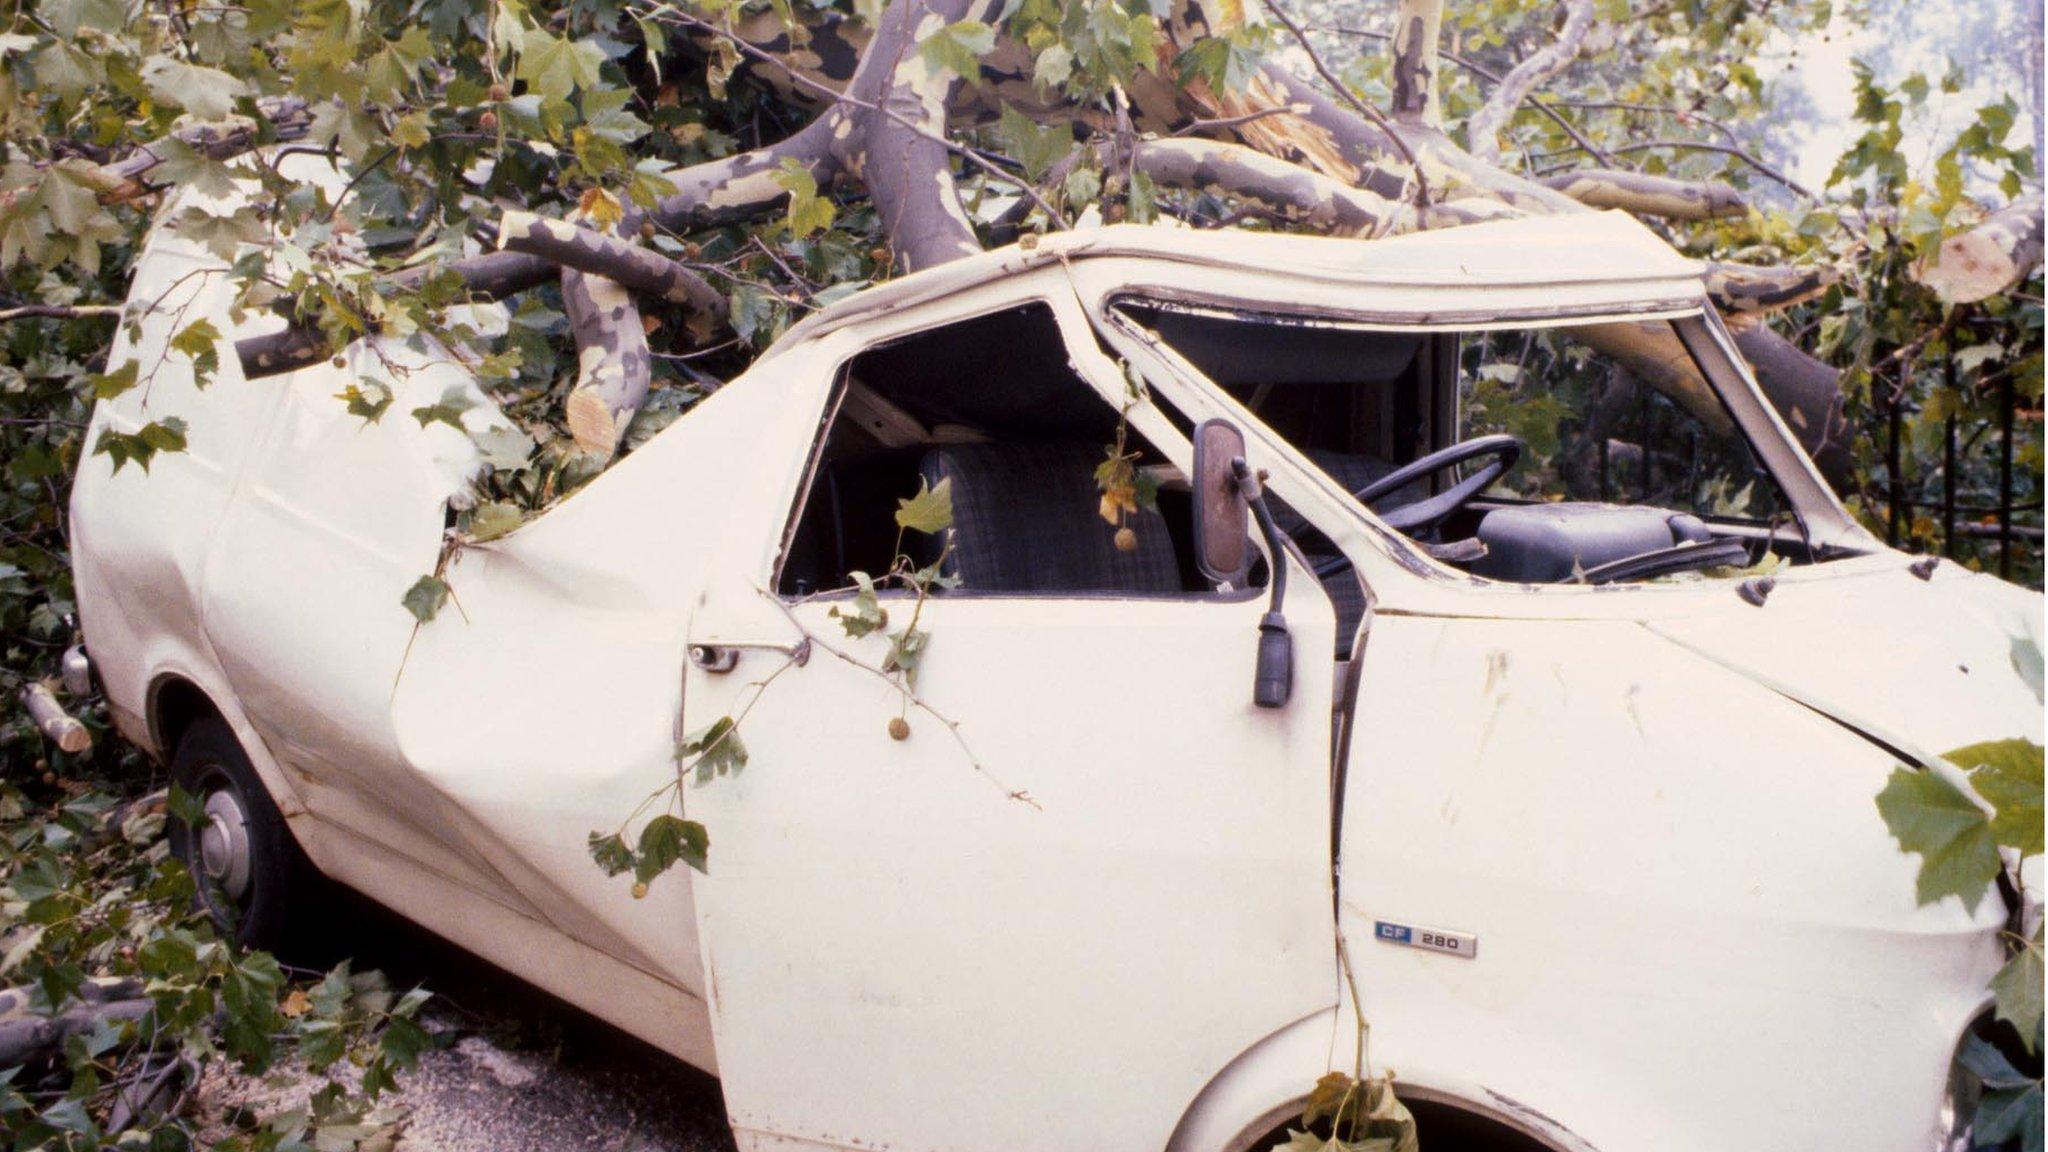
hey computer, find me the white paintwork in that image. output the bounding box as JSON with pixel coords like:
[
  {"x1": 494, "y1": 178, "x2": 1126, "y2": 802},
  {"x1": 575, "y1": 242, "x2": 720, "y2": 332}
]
[{"x1": 70, "y1": 187, "x2": 2042, "y2": 1152}]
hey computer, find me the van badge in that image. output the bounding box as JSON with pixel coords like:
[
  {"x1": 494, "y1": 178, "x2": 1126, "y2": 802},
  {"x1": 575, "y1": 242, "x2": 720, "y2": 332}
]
[{"x1": 1374, "y1": 920, "x2": 1478, "y2": 959}]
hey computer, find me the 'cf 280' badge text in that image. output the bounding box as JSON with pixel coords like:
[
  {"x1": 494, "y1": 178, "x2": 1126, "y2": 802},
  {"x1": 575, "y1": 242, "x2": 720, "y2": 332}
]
[{"x1": 1373, "y1": 920, "x2": 1478, "y2": 959}]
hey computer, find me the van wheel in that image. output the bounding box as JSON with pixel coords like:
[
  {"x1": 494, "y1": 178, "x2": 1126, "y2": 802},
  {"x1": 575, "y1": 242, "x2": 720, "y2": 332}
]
[{"x1": 167, "y1": 718, "x2": 316, "y2": 953}]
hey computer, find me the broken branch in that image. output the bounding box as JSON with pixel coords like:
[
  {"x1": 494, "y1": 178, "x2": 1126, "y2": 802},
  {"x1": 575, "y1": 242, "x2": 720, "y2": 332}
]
[
  {"x1": 496, "y1": 211, "x2": 727, "y2": 318},
  {"x1": 1912, "y1": 196, "x2": 2044, "y2": 304},
  {"x1": 1541, "y1": 168, "x2": 1747, "y2": 220},
  {"x1": 19, "y1": 682, "x2": 90, "y2": 755}
]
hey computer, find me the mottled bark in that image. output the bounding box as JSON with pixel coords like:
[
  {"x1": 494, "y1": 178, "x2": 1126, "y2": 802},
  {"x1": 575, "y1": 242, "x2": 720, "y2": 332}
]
[
  {"x1": 1541, "y1": 168, "x2": 1746, "y2": 220},
  {"x1": 496, "y1": 211, "x2": 726, "y2": 318},
  {"x1": 561, "y1": 261, "x2": 652, "y2": 461},
  {"x1": 1389, "y1": 0, "x2": 1446, "y2": 125},
  {"x1": 1706, "y1": 261, "x2": 1838, "y2": 317},
  {"x1": 834, "y1": 0, "x2": 992, "y2": 273},
  {"x1": 1465, "y1": 0, "x2": 1595, "y2": 164},
  {"x1": 1127, "y1": 138, "x2": 1418, "y2": 237},
  {"x1": 1912, "y1": 195, "x2": 2044, "y2": 303},
  {"x1": 1730, "y1": 323, "x2": 1852, "y2": 481},
  {"x1": 237, "y1": 125, "x2": 835, "y2": 379}
]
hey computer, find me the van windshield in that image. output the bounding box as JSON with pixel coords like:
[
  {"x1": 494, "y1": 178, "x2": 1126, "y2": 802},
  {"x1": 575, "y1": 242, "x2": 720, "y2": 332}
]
[{"x1": 1116, "y1": 300, "x2": 1819, "y2": 587}]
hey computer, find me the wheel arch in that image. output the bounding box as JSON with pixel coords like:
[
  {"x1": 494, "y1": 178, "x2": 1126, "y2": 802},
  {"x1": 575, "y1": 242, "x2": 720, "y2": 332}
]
[
  {"x1": 1168, "y1": 1008, "x2": 1601, "y2": 1152},
  {"x1": 144, "y1": 670, "x2": 310, "y2": 826}
]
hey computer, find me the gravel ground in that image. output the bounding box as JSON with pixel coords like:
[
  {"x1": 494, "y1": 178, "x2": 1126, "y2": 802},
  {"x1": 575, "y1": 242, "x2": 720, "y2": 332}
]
[{"x1": 199, "y1": 891, "x2": 738, "y2": 1152}]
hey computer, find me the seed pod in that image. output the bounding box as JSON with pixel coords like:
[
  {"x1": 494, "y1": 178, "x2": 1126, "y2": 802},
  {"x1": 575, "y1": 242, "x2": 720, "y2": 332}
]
[
  {"x1": 887, "y1": 716, "x2": 911, "y2": 741},
  {"x1": 1114, "y1": 527, "x2": 1138, "y2": 553},
  {"x1": 479, "y1": 110, "x2": 499, "y2": 132},
  {"x1": 631, "y1": 881, "x2": 649, "y2": 899}
]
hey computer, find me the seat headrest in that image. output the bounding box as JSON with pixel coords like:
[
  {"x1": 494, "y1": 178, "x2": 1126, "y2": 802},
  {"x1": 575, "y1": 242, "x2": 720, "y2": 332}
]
[{"x1": 916, "y1": 442, "x2": 1182, "y2": 595}]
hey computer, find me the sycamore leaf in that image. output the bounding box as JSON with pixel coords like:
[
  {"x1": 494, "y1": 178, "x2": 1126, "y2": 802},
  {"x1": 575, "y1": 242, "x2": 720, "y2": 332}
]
[
  {"x1": 829, "y1": 571, "x2": 889, "y2": 639},
  {"x1": 1874, "y1": 765, "x2": 2001, "y2": 912},
  {"x1": 93, "y1": 418, "x2": 187, "y2": 472},
  {"x1": 400, "y1": 574, "x2": 450, "y2": 624},
  {"x1": 894, "y1": 475, "x2": 953, "y2": 535},
  {"x1": 516, "y1": 27, "x2": 605, "y2": 104},
  {"x1": 917, "y1": 19, "x2": 994, "y2": 79},
  {"x1": 336, "y1": 382, "x2": 393, "y2": 423},
  {"x1": 140, "y1": 56, "x2": 247, "y2": 120},
  {"x1": 634, "y1": 814, "x2": 709, "y2": 883},
  {"x1": 774, "y1": 157, "x2": 834, "y2": 237},
  {"x1": 1948, "y1": 738, "x2": 2045, "y2": 856},
  {"x1": 1989, "y1": 931, "x2": 2043, "y2": 1051},
  {"x1": 465, "y1": 501, "x2": 525, "y2": 543},
  {"x1": 170, "y1": 318, "x2": 222, "y2": 388},
  {"x1": 998, "y1": 104, "x2": 1071, "y2": 182},
  {"x1": 679, "y1": 716, "x2": 746, "y2": 783},
  {"x1": 89, "y1": 359, "x2": 139, "y2": 401},
  {"x1": 586, "y1": 830, "x2": 634, "y2": 877}
]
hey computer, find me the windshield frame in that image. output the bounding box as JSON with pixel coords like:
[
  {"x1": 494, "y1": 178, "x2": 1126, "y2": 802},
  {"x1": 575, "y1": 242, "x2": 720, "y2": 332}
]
[{"x1": 1086, "y1": 289, "x2": 1875, "y2": 594}]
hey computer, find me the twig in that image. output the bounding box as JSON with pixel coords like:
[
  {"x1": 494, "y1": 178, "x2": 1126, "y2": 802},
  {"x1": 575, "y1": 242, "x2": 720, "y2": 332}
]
[
  {"x1": 1259, "y1": 0, "x2": 1430, "y2": 208},
  {"x1": 759, "y1": 588, "x2": 1040, "y2": 810},
  {"x1": 1535, "y1": 138, "x2": 1814, "y2": 200},
  {"x1": 0, "y1": 304, "x2": 121, "y2": 323},
  {"x1": 1172, "y1": 104, "x2": 1312, "y2": 137},
  {"x1": 1319, "y1": 23, "x2": 1615, "y2": 165}
]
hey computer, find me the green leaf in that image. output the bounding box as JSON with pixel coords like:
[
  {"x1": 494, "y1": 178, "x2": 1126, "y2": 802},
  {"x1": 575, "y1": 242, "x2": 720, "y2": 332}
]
[
  {"x1": 170, "y1": 318, "x2": 222, "y2": 388},
  {"x1": 516, "y1": 27, "x2": 605, "y2": 104},
  {"x1": 140, "y1": 56, "x2": 247, "y2": 120},
  {"x1": 917, "y1": 19, "x2": 994, "y2": 79},
  {"x1": 829, "y1": 571, "x2": 890, "y2": 639},
  {"x1": 774, "y1": 157, "x2": 834, "y2": 238},
  {"x1": 336, "y1": 382, "x2": 393, "y2": 423},
  {"x1": 89, "y1": 359, "x2": 139, "y2": 401},
  {"x1": 998, "y1": 104, "x2": 1071, "y2": 182},
  {"x1": 92, "y1": 418, "x2": 188, "y2": 472},
  {"x1": 1949, "y1": 738, "x2": 2044, "y2": 856},
  {"x1": 586, "y1": 831, "x2": 634, "y2": 877},
  {"x1": 1874, "y1": 765, "x2": 2001, "y2": 912},
  {"x1": 634, "y1": 814, "x2": 709, "y2": 883},
  {"x1": 466, "y1": 501, "x2": 525, "y2": 542},
  {"x1": 679, "y1": 716, "x2": 746, "y2": 782},
  {"x1": 894, "y1": 475, "x2": 953, "y2": 535},
  {"x1": 1990, "y1": 932, "x2": 2043, "y2": 1051},
  {"x1": 400, "y1": 574, "x2": 450, "y2": 624}
]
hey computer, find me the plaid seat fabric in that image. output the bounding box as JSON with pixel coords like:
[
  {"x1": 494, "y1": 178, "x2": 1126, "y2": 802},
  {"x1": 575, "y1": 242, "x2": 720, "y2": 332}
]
[{"x1": 917, "y1": 442, "x2": 1182, "y2": 595}]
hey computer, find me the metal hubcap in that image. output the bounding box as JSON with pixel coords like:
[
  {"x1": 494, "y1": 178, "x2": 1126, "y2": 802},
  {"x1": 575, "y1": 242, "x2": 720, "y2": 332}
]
[{"x1": 196, "y1": 787, "x2": 254, "y2": 903}]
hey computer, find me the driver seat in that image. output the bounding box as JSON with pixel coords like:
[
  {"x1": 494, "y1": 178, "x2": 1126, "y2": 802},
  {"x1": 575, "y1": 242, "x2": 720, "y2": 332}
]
[{"x1": 915, "y1": 442, "x2": 1182, "y2": 594}]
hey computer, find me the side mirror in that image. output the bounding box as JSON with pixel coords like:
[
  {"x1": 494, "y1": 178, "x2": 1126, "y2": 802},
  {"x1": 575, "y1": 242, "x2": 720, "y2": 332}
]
[{"x1": 1191, "y1": 419, "x2": 1252, "y2": 586}]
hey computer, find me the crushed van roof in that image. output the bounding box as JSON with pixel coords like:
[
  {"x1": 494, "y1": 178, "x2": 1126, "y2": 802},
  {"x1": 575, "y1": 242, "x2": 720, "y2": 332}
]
[{"x1": 773, "y1": 211, "x2": 1709, "y2": 353}]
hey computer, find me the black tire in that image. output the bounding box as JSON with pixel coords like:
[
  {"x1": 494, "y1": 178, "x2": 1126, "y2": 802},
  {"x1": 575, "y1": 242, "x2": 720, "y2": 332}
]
[{"x1": 166, "y1": 717, "x2": 317, "y2": 953}]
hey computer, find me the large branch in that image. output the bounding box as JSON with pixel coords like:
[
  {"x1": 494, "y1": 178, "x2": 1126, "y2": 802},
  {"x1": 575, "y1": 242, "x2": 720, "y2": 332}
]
[
  {"x1": 561, "y1": 263, "x2": 652, "y2": 461},
  {"x1": 841, "y1": 0, "x2": 992, "y2": 272},
  {"x1": 1389, "y1": 0, "x2": 1446, "y2": 126},
  {"x1": 496, "y1": 211, "x2": 726, "y2": 318},
  {"x1": 1912, "y1": 195, "x2": 2044, "y2": 303},
  {"x1": 1541, "y1": 168, "x2": 1746, "y2": 220},
  {"x1": 1464, "y1": 0, "x2": 1595, "y2": 164},
  {"x1": 235, "y1": 122, "x2": 838, "y2": 379},
  {"x1": 1705, "y1": 260, "x2": 1838, "y2": 317},
  {"x1": 1127, "y1": 138, "x2": 1417, "y2": 237}
]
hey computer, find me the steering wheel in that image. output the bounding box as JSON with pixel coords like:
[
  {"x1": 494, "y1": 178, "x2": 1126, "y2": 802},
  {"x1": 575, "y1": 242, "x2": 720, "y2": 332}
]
[{"x1": 1353, "y1": 433, "x2": 1524, "y2": 535}]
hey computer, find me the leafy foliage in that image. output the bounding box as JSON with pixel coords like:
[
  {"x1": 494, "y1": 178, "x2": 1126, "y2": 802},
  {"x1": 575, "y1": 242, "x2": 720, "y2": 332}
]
[{"x1": 1877, "y1": 738, "x2": 2043, "y2": 1149}]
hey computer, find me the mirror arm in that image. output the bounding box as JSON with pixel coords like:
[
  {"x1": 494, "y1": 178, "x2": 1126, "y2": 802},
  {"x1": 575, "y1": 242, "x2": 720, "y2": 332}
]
[{"x1": 1231, "y1": 458, "x2": 1293, "y2": 709}]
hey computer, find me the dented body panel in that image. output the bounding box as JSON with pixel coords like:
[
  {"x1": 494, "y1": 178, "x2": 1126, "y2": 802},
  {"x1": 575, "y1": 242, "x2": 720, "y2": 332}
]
[{"x1": 71, "y1": 196, "x2": 2042, "y2": 1152}]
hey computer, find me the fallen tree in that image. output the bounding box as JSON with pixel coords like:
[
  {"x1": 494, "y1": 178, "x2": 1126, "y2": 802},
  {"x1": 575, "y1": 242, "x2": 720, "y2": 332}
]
[{"x1": 147, "y1": 0, "x2": 2030, "y2": 488}]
